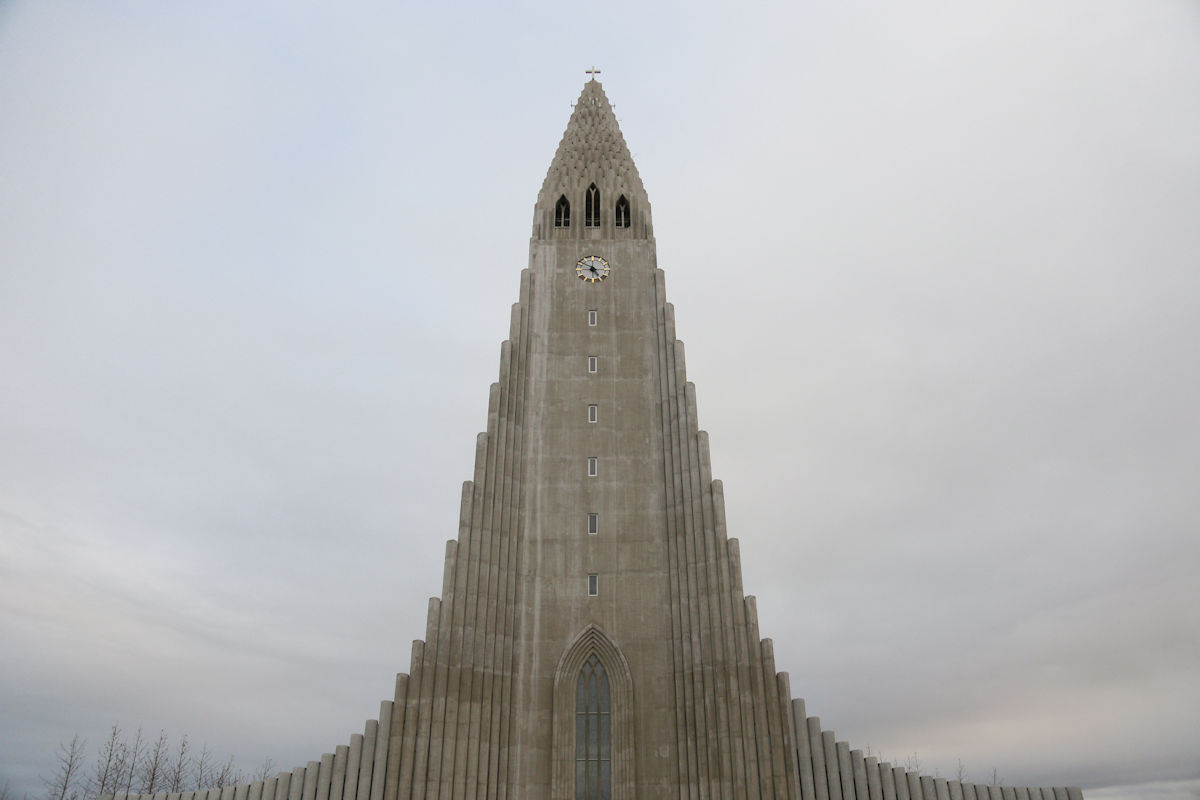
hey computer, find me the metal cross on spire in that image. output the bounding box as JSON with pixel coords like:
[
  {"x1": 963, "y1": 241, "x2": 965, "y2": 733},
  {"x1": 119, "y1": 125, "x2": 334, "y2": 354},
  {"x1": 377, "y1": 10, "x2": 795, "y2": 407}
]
[{"x1": 585, "y1": 66, "x2": 601, "y2": 80}]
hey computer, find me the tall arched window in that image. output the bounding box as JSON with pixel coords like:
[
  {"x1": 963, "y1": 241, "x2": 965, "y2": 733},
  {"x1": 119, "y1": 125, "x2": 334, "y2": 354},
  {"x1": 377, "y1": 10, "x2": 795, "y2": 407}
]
[
  {"x1": 575, "y1": 654, "x2": 611, "y2": 800},
  {"x1": 614, "y1": 195, "x2": 630, "y2": 228},
  {"x1": 585, "y1": 184, "x2": 600, "y2": 228},
  {"x1": 556, "y1": 195, "x2": 571, "y2": 227},
  {"x1": 552, "y1": 625, "x2": 632, "y2": 800}
]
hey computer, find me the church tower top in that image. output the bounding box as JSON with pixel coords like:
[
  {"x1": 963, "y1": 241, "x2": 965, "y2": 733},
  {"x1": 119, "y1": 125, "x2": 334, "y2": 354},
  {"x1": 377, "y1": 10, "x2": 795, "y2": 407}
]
[{"x1": 533, "y1": 79, "x2": 651, "y2": 238}]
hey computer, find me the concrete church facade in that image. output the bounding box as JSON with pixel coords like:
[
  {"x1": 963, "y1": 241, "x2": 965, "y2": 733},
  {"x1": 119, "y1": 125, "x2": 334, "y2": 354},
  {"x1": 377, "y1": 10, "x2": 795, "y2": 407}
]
[{"x1": 105, "y1": 79, "x2": 1082, "y2": 800}]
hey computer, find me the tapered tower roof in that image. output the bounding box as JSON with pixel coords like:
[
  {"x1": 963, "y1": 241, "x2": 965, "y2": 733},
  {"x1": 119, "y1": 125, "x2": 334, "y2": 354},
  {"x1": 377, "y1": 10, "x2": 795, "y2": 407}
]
[{"x1": 534, "y1": 79, "x2": 651, "y2": 236}]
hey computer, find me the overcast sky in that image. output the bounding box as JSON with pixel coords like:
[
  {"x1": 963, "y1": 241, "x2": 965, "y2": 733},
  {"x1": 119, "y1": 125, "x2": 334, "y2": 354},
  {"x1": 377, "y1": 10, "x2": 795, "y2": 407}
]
[{"x1": 1, "y1": 2, "x2": 1198, "y2": 799}]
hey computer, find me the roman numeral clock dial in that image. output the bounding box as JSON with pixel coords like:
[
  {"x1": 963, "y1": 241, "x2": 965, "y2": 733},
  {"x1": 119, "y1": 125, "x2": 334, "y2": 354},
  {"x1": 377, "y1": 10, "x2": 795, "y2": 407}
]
[{"x1": 576, "y1": 255, "x2": 610, "y2": 283}]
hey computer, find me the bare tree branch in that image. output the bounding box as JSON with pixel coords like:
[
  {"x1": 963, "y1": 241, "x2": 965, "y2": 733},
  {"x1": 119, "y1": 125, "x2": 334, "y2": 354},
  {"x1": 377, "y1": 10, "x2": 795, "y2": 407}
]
[
  {"x1": 137, "y1": 732, "x2": 169, "y2": 794},
  {"x1": 192, "y1": 745, "x2": 214, "y2": 791},
  {"x1": 213, "y1": 757, "x2": 243, "y2": 790},
  {"x1": 167, "y1": 734, "x2": 191, "y2": 793},
  {"x1": 43, "y1": 735, "x2": 87, "y2": 800},
  {"x1": 119, "y1": 729, "x2": 144, "y2": 796},
  {"x1": 251, "y1": 759, "x2": 274, "y2": 784},
  {"x1": 85, "y1": 725, "x2": 123, "y2": 800}
]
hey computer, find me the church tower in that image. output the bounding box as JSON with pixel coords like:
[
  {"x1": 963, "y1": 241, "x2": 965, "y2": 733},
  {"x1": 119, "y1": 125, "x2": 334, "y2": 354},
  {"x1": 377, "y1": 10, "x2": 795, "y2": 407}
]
[
  {"x1": 377, "y1": 76, "x2": 803, "y2": 800},
  {"x1": 106, "y1": 78, "x2": 1084, "y2": 800},
  {"x1": 502, "y1": 76, "x2": 801, "y2": 799}
]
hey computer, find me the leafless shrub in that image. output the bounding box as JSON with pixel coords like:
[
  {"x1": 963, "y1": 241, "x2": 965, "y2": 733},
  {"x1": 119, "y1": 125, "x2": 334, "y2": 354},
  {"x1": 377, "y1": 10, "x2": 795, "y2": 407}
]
[
  {"x1": 251, "y1": 759, "x2": 274, "y2": 783},
  {"x1": 44, "y1": 727, "x2": 262, "y2": 800}
]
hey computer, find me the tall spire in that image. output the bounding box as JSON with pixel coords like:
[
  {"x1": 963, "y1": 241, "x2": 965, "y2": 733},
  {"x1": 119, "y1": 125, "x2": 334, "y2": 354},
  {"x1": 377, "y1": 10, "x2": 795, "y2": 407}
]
[{"x1": 534, "y1": 80, "x2": 651, "y2": 237}]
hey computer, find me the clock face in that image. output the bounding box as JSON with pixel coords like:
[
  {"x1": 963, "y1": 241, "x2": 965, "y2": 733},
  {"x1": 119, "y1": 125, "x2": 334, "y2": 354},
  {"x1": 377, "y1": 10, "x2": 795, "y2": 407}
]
[{"x1": 576, "y1": 255, "x2": 610, "y2": 283}]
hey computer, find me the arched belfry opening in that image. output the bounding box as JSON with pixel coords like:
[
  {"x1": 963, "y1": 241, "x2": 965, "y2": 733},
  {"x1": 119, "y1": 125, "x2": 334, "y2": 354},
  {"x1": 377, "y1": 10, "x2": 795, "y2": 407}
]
[
  {"x1": 585, "y1": 183, "x2": 600, "y2": 228},
  {"x1": 552, "y1": 625, "x2": 635, "y2": 800},
  {"x1": 556, "y1": 195, "x2": 571, "y2": 227},
  {"x1": 614, "y1": 195, "x2": 630, "y2": 228}
]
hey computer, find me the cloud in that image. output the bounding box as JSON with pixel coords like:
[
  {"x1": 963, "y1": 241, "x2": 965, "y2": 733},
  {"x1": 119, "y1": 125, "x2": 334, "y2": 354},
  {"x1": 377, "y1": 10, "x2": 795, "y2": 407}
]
[{"x1": 1, "y1": 1, "x2": 1197, "y2": 797}]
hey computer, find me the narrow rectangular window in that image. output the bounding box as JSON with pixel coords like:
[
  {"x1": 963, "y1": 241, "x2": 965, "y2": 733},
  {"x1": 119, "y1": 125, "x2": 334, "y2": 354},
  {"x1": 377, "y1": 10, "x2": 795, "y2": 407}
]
[
  {"x1": 587, "y1": 574, "x2": 598, "y2": 596},
  {"x1": 588, "y1": 310, "x2": 597, "y2": 326},
  {"x1": 587, "y1": 457, "x2": 598, "y2": 477},
  {"x1": 587, "y1": 513, "x2": 598, "y2": 535},
  {"x1": 587, "y1": 404, "x2": 597, "y2": 423},
  {"x1": 587, "y1": 356, "x2": 598, "y2": 373}
]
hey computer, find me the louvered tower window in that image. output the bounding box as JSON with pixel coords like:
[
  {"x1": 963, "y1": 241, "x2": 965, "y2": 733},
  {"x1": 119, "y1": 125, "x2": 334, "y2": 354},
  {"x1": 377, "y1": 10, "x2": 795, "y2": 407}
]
[
  {"x1": 556, "y1": 195, "x2": 571, "y2": 227},
  {"x1": 575, "y1": 654, "x2": 611, "y2": 800},
  {"x1": 585, "y1": 184, "x2": 600, "y2": 227},
  {"x1": 614, "y1": 195, "x2": 630, "y2": 228}
]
